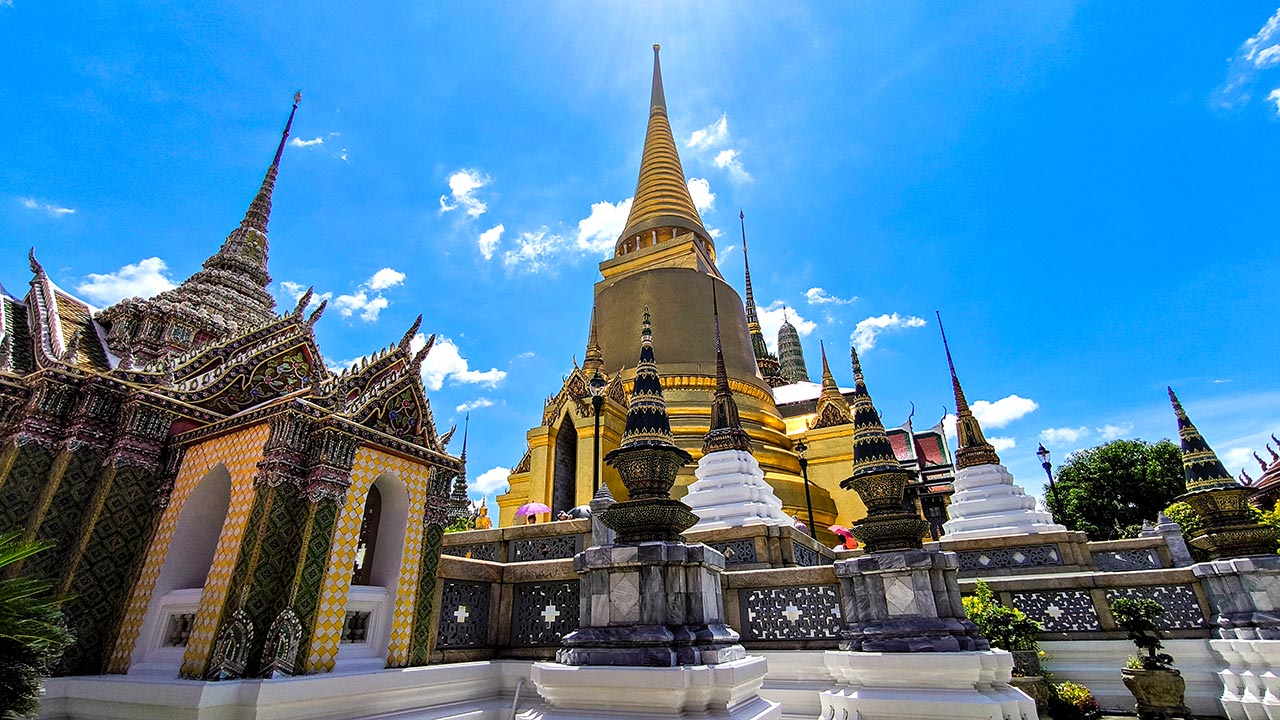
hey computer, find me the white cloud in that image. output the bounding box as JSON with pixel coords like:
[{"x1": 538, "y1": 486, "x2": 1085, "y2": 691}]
[
  {"x1": 758, "y1": 301, "x2": 816, "y2": 354},
  {"x1": 472, "y1": 466, "x2": 511, "y2": 495},
  {"x1": 478, "y1": 224, "x2": 505, "y2": 260},
  {"x1": 502, "y1": 227, "x2": 564, "y2": 272},
  {"x1": 804, "y1": 287, "x2": 858, "y2": 306},
  {"x1": 328, "y1": 268, "x2": 406, "y2": 322},
  {"x1": 439, "y1": 168, "x2": 490, "y2": 218},
  {"x1": 77, "y1": 257, "x2": 177, "y2": 305},
  {"x1": 1244, "y1": 9, "x2": 1280, "y2": 66},
  {"x1": 20, "y1": 197, "x2": 75, "y2": 217},
  {"x1": 367, "y1": 267, "x2": 406, "y2": 291},
  {"x1": 989, "y1": 436, "x2": 1017, "y2": 453},
  {"x1": 456, "y1": 398, "x2": 495, "y2": 413},
  {"x1": 1269, "y1": 87, "x2": 1280, "y2": 114},
  {"x1": 414, "y1": 334, "x2": 507, "y2": 391},
  {"x1": 278, "y1": 280, "x2": 333, "y2": 310},
  {"x1": 576, "y1": 199, "x2": 632, "y2": 255},
  {"x1": 687, "y1": 113, "x2": 729, "y2": 150},
  {"x1": 289, "y1": 136, "x2": 324, "y2": 148},
  {"x1": 715, "y1": 244, "x2": 736, "y2": 269},
  {"x1": 713, "y1": 149, "x2": 753, "y2": 183},
  {"x1": 334, "y1": 290, "x2": 389, "y2": 322},
  {"x1": 851, "y1": 313, "x2": 926, "y2": 352},
  {"x1": 1039, "y1": 426, "x2": 1090, "y2": 445},
  {"x1": 687, "y1": 177, "x2": 715, "y2": 213},
  {"x1": 1224, "y1": 447, "x2": 1259, "y2": 478},
  {"x1": 1097, "y1": 423, "x2": 1134, "y2": 441},
  {"x1": 972, "y1": 395, "x2": 1039, "y2": 429}
]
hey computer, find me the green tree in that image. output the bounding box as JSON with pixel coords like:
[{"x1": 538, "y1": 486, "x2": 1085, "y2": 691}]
[
  {"x1": 0, "y1": 534, "x2": 73, "y2": 719},
  {"x1": 1051, "y1": 439, "x2": 1184, "y2": 541}
]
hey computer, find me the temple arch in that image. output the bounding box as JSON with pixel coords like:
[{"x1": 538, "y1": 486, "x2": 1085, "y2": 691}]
[
  {"x1": 337, "y1": 472, "x2": 409, "y2": 671},
  {"x1": 130, "y1": 463, "x2": 232, "y2": 675},
  {"x1": 551, "y1": 417, "x2": 578, "y2": 517}
]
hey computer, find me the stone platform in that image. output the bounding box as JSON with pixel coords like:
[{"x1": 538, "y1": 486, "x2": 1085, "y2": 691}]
[
  {"x1": 820, "y1": 650, "x2": 1036, "y2": 720},
  {"x1": 526, "y1": 656, "x2": 780, "y2": 719}
]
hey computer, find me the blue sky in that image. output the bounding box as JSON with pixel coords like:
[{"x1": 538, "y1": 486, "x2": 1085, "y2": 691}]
[{"x1": 3, "y1": 2, "x2": 1279, "y2": 510}]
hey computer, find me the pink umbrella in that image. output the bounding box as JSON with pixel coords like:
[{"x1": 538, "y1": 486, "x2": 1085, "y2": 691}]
[
  {"x1": 516, "y1": 502, "x2": 551, "y2": 516},
  {"x1": 827, "y1": 524, "x2": 850, "y2": 536}
]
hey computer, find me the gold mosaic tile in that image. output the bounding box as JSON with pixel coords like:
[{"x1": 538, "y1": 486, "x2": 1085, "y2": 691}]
[{"x1": 106, "y1": 424, "x2": 269, "y2": 674}]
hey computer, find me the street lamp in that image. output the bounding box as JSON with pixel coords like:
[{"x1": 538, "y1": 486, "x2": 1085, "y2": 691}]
[
  {"x1": 1036, "y1": 443, "x2": 1063, "y2": 516},
  {"x1": 795, "y1": 437, "x2": 816, "y2": 537},
  {"x1": 588, "y1": 370, "x2": 607, "y2": 493}
]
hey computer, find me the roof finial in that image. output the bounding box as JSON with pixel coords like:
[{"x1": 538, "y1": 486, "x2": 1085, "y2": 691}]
[
  {"x1": 584, "y1": 303, "x2": 603, "y2": 371},
  {"x1": 241, "y1": 92, "x2": 301, "y2": 234},
  {"x1": 705, "y1": 279, "x2": 751, "y2": 453},
  {"x1": 739, "y1": 209, "x2": 784, "y2": 387},
  {"x1": 936, "y1": 311, "x2": 1000, "y2": 469},
  {"x1": 461, "y1": 412, "x2": 470, "y2": 465},
  {"x1": 651, "y1": 44, "x2": 666, "y2": 112}
]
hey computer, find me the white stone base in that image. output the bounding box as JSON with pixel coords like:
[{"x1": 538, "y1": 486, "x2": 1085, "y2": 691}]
[
  {"x1": 525, "y1": 656, "x2": 780, "y2": 719},
  {"x1": 685, "y1": 451, "x2": 792, "y2": 532},
  {"x1": 1040, "y1": 639, "x2": 1222, "y2": 717},
  {"x1": 941, "y1": 463, "x2": 1065, "y2": 540},
  {"x1": 820, "y1": 650, "x2": 1037, "y2": 720},
  {"x1": 38, "y1": 660, "x2": 533, "y2": 720},
  {"x1": 1211, "y1": 638, "x2": 1280, "y2": 719}
]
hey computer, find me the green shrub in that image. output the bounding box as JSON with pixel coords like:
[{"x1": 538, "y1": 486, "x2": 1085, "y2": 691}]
[
  {"x1": 1048, "y1": 680, "x2": 1102, "y2": 719},
  {"x1": 962, "y1": 580, "x2": 1042, "y2": 652},
  {"x1": 0, "y1": 533, "x2": 73, "y2": 719}
]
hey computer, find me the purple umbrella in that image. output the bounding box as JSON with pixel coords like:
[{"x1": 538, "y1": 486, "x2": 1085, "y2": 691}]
[{"x1": 516, "y1": 502, "x2": 551, "y2": 516}]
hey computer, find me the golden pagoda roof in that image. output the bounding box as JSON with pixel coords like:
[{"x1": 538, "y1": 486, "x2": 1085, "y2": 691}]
[{"x1": 615, "y1": 45, "x2": 711, "y2": 255}]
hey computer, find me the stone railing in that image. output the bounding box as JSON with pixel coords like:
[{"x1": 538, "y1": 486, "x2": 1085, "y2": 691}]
[
  {"x1": 684, "y1": 523, "x2": 835, "y2": 570},
  {"x1": 933, "y1": 530, "x2": 1188, "y2": 578},
  {"x1": 440, "y1": 519, "x2": 591, "y2": 564}
]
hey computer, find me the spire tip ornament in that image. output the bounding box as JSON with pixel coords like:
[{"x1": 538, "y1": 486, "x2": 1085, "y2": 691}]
[{"x1": 936, "y1": 312, "x2": 1000, "y2": 470}]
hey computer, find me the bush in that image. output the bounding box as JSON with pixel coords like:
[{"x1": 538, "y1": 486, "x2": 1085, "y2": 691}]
[
  {"x1": 444, "y1": 516, "x2": 473, "y2": 533},
  {"x1": 1110, "y1": 597, "x2": 1174, "y2": 671},
  {"x1": 1048, "y1": 680, "x2": 1102, "y2": 719},
  {"x1": 962, "y1": 580, "x2": 1042, "y2": 652},
  {"x1": 0, "y1": 533, "x2": 73, "y2": 719}
]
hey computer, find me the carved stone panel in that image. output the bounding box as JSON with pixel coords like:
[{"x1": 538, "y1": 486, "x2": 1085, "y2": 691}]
[
  {"x1": 435, "y1": 580, "x2": 490, "y2": 649},
  {"x1": 442, "y1": 543, "x2": 500, "y2": 562},
  {"x1": 510, "y1": 581, "x2": 580, "y2": 647},
  {"x1": 1104, "y1": 585, "x2": 1207, "y2": 630},
  {"x1": 510, "y1": 535, "x2": 579, "y2": 563},
  {"x1": 739, "y1": 585, "x2": 843, "y2": 641},
  {"x1": 792, "y1": 542, "x2": 820, "y2": 567},
  {"x1": 1094, "y1": 549, "x2": 1161, "y2": 572},
  {"x1": 705, "y1": 539, "x2": 757, "y2": 566},
  {"x1": 1010, "y1": 590, "x2": 1101, "y2": 632},
  {"x1": 956, "y1": 544, "x2": 1063, "y2": 571}
]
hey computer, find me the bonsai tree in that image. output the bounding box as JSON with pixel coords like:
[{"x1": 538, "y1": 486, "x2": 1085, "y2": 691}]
[
  {"x1": 1110, "y1": 597, "x2": 1173, "y2": 671},
  {"x1": 0, "y1": 533, "x2": 73, "y2": 719}
]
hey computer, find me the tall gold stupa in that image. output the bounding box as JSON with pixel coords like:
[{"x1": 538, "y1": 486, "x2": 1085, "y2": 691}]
[{"x1": 497, "y1": 46, "x2": 842, "y2": 531}]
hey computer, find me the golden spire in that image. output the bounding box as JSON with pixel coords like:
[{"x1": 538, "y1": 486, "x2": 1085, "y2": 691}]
[
  {"x1": 809, "y1": 340, "x2": 851, "y2": 430},
  {"x1": 937, "y1": 312, "x2": 1000, "y2": 470},
  {"x1": 615, "y1": 44, "x2": 711, "y2": 257},
  {"x1": 583, "y1": 304, "x2": 603, "y2": 372}
]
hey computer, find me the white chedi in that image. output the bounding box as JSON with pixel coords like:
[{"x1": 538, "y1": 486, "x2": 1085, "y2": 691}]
[
  {"x1": 684, "y1": 449, "x2": 792, "y2": 531},
  {"x1": 942, "y1": 461, "x2": 1066, "y2": 540}
]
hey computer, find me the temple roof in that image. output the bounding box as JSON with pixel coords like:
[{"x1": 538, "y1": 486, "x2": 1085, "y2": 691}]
[
  {"x1": 1169, "y1": 386, "x2": 1239, "y2": 494},
  {"x1": 615, "y1": 45, "x2": 710, "y2": 254}
]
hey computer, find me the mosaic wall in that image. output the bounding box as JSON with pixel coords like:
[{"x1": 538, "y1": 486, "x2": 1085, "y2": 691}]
[
  {"x1": 108, "y1": 424, "x2": 269, "y2": 674},
  {"x1": 1104, "y1": 585, "x2": 1206, "y2": 630},
  {"x1": 308, "y1": 447, "x2": 435, "y2": 672},
  {"x1": 510, "y1": 581, "x2": 580, "y2": 647},
  {"x1": 739, "y1": 585, "x2": 843, "y2": 641},
  {"x1": 1010, "y1": 589, "x2": 1101, "y2": 632},
  {"x1": 956, "y1": 545, "x2": 1064, "y2": 571},
  {"x1": 435, "y1": 579, "x2": 491, "y2": 649}
]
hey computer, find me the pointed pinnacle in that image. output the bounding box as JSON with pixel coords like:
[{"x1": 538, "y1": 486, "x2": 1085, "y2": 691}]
[{"x1": 650, "y1": 44, "x2": 666, "y2": 112}]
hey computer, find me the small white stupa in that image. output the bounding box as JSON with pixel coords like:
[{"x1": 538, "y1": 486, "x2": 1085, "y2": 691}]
[
  {"x1": 684, "y1": 289, "x2": 791, "y2": 531},
  {"x1": 937, "y1": 317, "x2": 1065, "y2": 540}
]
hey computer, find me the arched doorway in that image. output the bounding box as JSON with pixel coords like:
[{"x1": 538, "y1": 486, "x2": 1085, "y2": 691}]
[
  {"x1": 336, "y1": 473, "x2": 409, "y2": 672},
  {"x1": 551, "y1": 419, "x2": 577, "y2": 516},
  {"x1": 130, "y1": 464, "x2": 232, "y2": 675}
]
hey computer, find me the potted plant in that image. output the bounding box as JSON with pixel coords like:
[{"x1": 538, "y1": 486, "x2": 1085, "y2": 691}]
[
  {"x1": 1110, "y1": 597, "x2": 1190, "y2": 719},
  {"x1": 962, "y1": 580, "x2": 1050, "y2": 711}
]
